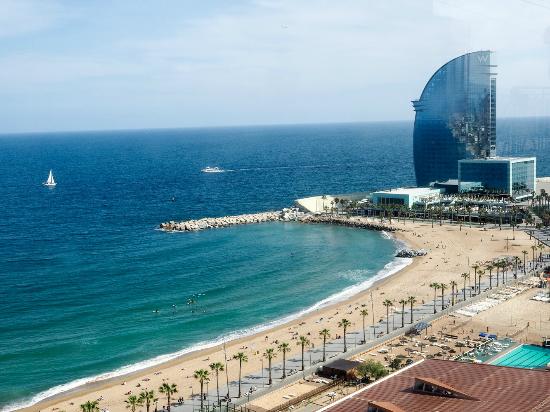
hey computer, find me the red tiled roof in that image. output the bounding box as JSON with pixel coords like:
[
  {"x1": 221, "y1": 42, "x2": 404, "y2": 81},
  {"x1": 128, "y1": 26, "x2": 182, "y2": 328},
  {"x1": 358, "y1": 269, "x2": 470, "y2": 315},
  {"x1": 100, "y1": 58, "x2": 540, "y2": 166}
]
[{"x1": 323, "y1": 359, "x2": 550, "y2": 412}]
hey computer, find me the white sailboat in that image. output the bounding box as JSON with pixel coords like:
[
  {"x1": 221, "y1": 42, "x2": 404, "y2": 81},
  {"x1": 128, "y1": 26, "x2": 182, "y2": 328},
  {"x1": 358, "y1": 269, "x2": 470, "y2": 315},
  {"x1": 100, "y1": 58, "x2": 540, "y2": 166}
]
[{"x1": 43, "y1": 170, "x2": 57, "y2": 187}]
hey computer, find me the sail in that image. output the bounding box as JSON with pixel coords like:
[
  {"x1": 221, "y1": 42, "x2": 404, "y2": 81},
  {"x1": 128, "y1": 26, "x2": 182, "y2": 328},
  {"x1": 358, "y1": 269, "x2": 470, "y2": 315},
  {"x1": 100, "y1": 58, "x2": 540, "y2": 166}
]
[{"x1": 47, "y1": 170, "x2": 55, "y2": 185}]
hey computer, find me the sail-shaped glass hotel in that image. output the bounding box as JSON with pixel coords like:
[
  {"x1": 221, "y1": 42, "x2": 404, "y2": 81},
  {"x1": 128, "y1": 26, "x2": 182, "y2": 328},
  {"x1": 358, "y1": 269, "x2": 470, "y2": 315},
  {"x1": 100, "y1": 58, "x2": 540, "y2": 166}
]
[{"x1": 412, "y1": 51, "x2": 496, "y2": 186}]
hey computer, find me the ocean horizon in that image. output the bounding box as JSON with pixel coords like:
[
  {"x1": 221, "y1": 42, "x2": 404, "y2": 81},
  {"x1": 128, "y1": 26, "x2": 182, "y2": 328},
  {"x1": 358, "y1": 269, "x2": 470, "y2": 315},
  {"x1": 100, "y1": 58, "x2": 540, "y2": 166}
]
[{"x1": 1, "y1": 119, "x2": 549, "y2": 410}]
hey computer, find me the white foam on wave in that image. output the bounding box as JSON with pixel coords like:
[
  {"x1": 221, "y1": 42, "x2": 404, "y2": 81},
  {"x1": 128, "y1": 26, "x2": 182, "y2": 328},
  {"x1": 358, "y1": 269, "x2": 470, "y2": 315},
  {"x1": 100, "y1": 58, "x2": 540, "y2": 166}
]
[{"x1": 4, "y1": 253, "x2": 412, "y2": 412}]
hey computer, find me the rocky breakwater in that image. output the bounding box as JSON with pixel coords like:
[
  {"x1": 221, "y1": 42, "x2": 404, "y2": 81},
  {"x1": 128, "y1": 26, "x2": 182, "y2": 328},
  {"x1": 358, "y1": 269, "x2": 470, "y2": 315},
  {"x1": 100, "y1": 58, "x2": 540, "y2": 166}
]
[
  {"x1": 395, "y1": 248, "x2": 428, "y2": 258},
  {"x1": 160, "y1": 211, "x2": 282, "y2": 232},
  {"x1": 298, "y1": 215, "x2": 398, "y2": 232}
]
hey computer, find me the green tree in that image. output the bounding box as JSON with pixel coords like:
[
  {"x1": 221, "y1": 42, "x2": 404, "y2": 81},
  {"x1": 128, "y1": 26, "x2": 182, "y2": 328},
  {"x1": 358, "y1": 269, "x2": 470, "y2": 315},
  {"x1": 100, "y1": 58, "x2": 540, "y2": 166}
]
[
  {"x1": 356, "y1": 359, "x2": 388, "y2": 382},
  {"x1": 124, "y1": 395, "x2": 142, "y2": 412},
  {"x1": 159, "y1": 382, "x2": 178, "y2": 412},
  {"x1": 297, "y1": 336, "x2": 310, "y2": 371},
  {"x1": 209, "y1": 362, "x2": 224, "y2": 407},
  {"x1": 232, "y1": 352, "x2": 248, "y2": 398},
  {"x1": 80, "y1": 401, "x2": 100, "y2": 412},
  {"x1": 278, "y1": 342, "x2": 291, "y2": 378},
  {"x1": 263, "y1": 348, "x2": 276, "y2": 385},
  {"x1": 194, "y1": 369, "x2": 210, "y2": 411},
  {"x1": 138, "y1": 390, "x2": 157, "y2": 412},
  {"x1": 389, "y1": 357, "x2": 403, "y2": 371},
  {"x1": 319, "y1": 329, "x2": 331, "y2": 362},
  {"x1": 338, "y1": 318, "x2": 352, "y2": 352}
]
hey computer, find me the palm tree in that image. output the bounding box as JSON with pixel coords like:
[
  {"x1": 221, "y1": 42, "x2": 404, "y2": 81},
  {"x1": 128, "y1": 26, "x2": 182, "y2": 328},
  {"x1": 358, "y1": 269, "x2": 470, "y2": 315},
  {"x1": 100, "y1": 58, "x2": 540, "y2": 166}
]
[
  {"x1": 477, "y1": 270, "x2": 484, "y2": 293},
  {"x1": 263, "y1": 348, "x2": 276, "y2": 385},
  {"x1": 138, "y1": 390, "x2": 157, "y2": 412},
  {"x1": 449, "y1": 280, "x2": 458, "y2": 306},
  {"x1": 159, "y1": 383, "x2": 177, "y2": 412},
  {"x1": 194, "y1": 369, "x2": 210, "y2": 411},
  {"x1": 80, "y1": 401, "x2": 100, "y2": 412},
  {"x1": 460, "y1": 273, "x2": 469, "y2": 301},
  {"x1": 232, "y1": 352, "x2": 248, "y2": 398},
  {"x1": 531, "y1": 245, "x2": 537, "y2": 267},
  {"x1": 125, "y1": 395, "x2": 142, "y2": 412},
  {"x1": 398, "y1": 299, "x2": 407, "y2": 328},
  {"x1": 429, "y1": 282, "x2": 440, "y2": 313},
  {"x1": 382, "y1": 300, "x2": 393, "y2": 334},
  {"x1": 319, "y1": 329, "x2": 331, "y2": 362},
  {"x1": 486, "y1": 263, "x2": 494, "y2": 289},
  {"x1": 471, "y1": 263, "x2": 480, "y2": 294},
  {"x1": 522, "y1": 250, "x2": 528, "y2": 274},
  {"x1": 278, "y1": 342, "x2": 291, "y2": 378},
  {"x1": 407, "y1": 296, "x2": 416, "y2": 324},
  {"x1": 338, "y1": 318, "x2": 352, "y2": 352},
  {"x1": 297, "y1": 336, "x2": 310, "y2": 371},
  {"x1": 439, "y1": 283, "x2": 447, "y2": 310},
  {"x1": 360, "y1": 309, "x2": 368, "y2": 343},
  {"x1": 209, "y1": 362, "x2": 224, "y2": 406}
]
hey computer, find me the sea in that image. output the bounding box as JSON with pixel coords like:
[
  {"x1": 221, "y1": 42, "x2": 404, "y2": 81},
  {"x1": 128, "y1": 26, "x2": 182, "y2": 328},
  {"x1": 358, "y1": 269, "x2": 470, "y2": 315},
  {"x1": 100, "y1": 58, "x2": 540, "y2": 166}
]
[{"x1": 0, "y1": 118, "x2": 548, "y2": 410}]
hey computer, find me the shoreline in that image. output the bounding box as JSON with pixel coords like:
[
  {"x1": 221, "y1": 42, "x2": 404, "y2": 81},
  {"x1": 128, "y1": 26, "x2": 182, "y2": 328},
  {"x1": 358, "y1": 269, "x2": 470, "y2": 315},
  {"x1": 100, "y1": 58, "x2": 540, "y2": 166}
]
[
  {"x1": 14, "y1": 220, "x2": 533, "y2": 412},
  {"x1": 12, "y1": 225, "x2": 406, "y2": 412}
]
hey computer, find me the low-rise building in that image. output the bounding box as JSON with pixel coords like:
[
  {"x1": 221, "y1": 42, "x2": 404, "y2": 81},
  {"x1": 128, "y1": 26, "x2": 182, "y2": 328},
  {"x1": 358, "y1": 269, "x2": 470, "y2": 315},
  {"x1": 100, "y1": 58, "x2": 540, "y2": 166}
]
[
  {"x1": 371, "y1": 187, "x2": 442, "y2": 208},
  {"x1": 321, "y1": 359, "x2": 550, "y2": 412},
  {"x1": 458, "y1": 157, "x2": 536, "y2": 199}
]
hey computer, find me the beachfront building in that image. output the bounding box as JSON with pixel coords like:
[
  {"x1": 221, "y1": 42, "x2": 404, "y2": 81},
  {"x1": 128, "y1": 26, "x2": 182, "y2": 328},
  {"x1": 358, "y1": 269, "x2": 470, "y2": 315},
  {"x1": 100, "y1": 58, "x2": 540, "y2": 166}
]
[
  {"x1": 371, "y1": 187, "x2": 442, "y2": 208},
  {"x1": 413, "y1": 51, "x2": 496, "y2": 186},
  {"x1": 320, "y1": 359, "x2": 550, "y2": 412},
  {"x1": 458, "y1": 157, "x2": 536, "y2": 199}
]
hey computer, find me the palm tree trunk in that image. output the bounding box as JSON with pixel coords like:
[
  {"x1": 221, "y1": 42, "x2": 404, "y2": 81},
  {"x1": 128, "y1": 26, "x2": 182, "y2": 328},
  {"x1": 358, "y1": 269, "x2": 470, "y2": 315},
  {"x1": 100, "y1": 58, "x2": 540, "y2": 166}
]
[
  {"x1": 386, "y1": 307, "x2": 390, "y2": 334},
  {"x1": 238, "y1": 360, "x2": 242, "y2": 398},
  {"x1": 282, "y1": 353, "x2": 286, "y2": 379},
  {"x1": 401, "y1": 304, "x2": 405, "y2": 328},
  {"x1": 322, "y1": 336, "x2": 326, "y2": 362},
  {"x1": 343, "y1": 327, "x2": 347, "y2": 352},
  {"x1": 200, "y1": 381, "x2": 204, "y2": 411},
  {"x1": 362, "y1": 317, "x2": 366, "y2": 343},
  {"x1": 433, "y1": 288, "x2": 437, "y2": 313},
  {"x1": 216, "y1": 372, "x2": 220, "y2": 406},
  {"x1": 301, "y1": 344, "x2": 305, "y2": 371},
  {"x1": 410, "y1": 301, "x2": 414, "y2": 323},
  {"x1": 268, "y1": 358, "x2": 272, "y2": 385}
]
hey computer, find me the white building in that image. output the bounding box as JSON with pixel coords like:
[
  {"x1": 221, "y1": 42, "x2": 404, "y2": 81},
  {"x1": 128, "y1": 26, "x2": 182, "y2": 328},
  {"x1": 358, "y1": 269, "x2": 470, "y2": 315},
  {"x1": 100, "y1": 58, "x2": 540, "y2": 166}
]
[{"x1": 371, "y1": 187, "x2": 442, "y2": 208}]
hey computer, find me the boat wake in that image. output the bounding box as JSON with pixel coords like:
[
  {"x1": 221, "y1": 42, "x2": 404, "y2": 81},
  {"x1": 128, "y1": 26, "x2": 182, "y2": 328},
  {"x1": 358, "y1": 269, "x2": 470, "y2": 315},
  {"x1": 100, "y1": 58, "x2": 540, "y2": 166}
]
[{"x1": 3, "y1": 253, "x2": 412, "y2": 412}]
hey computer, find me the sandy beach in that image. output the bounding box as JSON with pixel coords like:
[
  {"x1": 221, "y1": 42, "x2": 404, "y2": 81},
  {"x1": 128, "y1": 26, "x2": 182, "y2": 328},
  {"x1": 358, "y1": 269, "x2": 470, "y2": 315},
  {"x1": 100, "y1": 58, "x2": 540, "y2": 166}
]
[{"x1": 22, "y1": 219, "x2": 537, "y2": 412}]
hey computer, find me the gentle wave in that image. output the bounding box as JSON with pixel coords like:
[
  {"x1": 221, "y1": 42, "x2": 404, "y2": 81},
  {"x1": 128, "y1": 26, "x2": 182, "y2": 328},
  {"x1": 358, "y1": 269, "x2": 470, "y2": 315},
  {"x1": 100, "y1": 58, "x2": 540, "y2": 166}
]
[{"x1": 3, "y1": 255, "x2": 412, "y2": 412}]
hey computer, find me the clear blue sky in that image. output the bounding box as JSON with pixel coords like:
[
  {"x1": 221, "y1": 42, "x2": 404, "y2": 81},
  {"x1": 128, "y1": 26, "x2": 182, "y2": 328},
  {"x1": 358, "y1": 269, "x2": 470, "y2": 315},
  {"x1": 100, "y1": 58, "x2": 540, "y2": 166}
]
[{"x1": 1, "y1": 0, "x2": 550, "y2": 133}]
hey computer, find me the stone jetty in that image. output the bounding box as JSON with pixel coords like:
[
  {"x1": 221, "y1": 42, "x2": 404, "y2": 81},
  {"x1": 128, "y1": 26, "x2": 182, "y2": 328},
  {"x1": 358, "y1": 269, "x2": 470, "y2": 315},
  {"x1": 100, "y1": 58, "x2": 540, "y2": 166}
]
[
  {"x1": 395, "y1": 248, "x2": 428, "y2": 258},
  {"x1": 160, "y1": 211, "x2": 283, "y2": 232},
  {"x1": 160, "y1": 211, "x2": 399, "y2": 233},
  {"x1": 297, "y1": 214, "x2": 398, "y2": 231}
]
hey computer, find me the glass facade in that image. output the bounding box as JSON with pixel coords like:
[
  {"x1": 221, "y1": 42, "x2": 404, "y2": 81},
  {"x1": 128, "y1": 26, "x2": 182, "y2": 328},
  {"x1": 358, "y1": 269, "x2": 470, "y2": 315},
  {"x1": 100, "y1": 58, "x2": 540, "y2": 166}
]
[
  {"x1": 458, "y1": 158, "x2": 536, "y2": 197},
  {"x1": 459, "y1": 161, "x2": 509, "y2": 194},
  {"x1": 413, "y1": 51, "x2": 496, "y2": 186}
]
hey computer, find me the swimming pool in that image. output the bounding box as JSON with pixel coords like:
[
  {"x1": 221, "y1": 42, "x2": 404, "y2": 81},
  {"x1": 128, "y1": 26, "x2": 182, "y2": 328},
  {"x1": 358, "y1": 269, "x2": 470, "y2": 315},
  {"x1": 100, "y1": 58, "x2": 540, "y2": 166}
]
[{"x1": 491, "y1": 345, "x2": 550, "y2": 369}]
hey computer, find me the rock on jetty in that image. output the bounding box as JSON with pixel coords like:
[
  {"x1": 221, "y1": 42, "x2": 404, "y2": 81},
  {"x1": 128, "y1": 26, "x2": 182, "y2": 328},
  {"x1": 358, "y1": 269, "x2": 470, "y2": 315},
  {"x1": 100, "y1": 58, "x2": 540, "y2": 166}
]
[
  {"x1": 297, "y1": 215, "x2": 398, "y2": 232},
  {"x1": 395, "y1": 248, "x2": 428, "y2": 258},
  {"x1": 160, "y1": 211, "x2": 282, "y2": 232}
]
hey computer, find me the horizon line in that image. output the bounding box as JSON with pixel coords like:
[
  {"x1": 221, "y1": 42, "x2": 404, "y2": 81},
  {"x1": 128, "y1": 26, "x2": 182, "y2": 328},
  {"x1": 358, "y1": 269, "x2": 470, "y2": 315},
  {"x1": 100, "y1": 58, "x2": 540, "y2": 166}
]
[{"x1": 1, "y1": 115, "x2": 549, "y2": 137}]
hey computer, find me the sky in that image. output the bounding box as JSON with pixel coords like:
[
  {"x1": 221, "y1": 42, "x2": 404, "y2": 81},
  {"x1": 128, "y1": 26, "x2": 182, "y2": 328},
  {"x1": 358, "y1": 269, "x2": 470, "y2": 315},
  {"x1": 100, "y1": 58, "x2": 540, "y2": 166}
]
[{"x1": 1, "y1": 0, "x2": 550, "y2": 133}]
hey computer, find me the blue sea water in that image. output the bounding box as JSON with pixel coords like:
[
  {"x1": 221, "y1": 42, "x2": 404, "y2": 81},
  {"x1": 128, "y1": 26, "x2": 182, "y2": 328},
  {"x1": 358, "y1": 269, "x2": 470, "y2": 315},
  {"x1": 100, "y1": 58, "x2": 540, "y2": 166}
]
[{"x1": 0, "y1": 119, "x2": 548, "y2": 410}]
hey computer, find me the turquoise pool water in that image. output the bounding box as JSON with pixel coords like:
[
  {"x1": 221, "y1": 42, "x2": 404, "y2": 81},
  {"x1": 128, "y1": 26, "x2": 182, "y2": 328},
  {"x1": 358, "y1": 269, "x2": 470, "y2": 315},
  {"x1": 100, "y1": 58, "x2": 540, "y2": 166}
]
[{"x1": 492, "y1": 345, "x2": 550, "y2": 369}]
